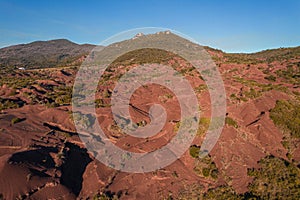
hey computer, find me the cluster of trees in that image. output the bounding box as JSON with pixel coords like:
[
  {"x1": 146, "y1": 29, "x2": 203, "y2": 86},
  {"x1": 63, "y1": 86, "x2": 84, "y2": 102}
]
[
  {"x1": 270, "y1": 100, "x2": 300, "y2": 138},
  {"x1": 0, "y1": 98, "x2": 19, "y2": 111},
  {"x1": 247, "y1": 156, "x2": 300, "y2": 199},
  {"x1": 181, "y1": 155, "x2": 300, "y2": 199}
]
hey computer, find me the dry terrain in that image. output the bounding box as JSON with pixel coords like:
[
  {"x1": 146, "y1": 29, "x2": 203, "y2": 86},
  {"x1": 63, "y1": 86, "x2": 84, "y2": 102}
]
[{"x1": 0, "y1": 34, "x2": 299, "y2": 199}]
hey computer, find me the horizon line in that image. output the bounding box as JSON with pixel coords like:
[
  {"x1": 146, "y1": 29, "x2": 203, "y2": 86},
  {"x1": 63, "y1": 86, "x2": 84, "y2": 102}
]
[{"x1": 0, "y1": 37, "x2": 299, "y2": 55}]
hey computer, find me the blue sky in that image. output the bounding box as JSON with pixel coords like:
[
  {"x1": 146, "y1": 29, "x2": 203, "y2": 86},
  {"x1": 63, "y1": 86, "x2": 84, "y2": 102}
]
[{"x1": 0, "y1": 0, "x2": 299, "y2": 53}]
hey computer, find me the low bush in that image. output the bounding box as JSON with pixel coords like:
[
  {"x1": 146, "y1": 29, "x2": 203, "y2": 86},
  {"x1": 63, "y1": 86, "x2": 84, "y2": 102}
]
[
  {"x1": 189, "y1": 145, "x2": 200, "y2": 158},
  {"x1": 264, "y1": 74, "x2": 277, "y2": 81},
  {"x1": 197, "y1": 117, "x2": 210, "y2": 135},
  {"x1": 11, "y1": 117, "x2": 23, "y2": 125},
  {"x1": 202, "y1": 168, "x2": 210, "y2": 177},
  {"x1": 225, "y1": 117, "x2": 238, "y2": 128}
]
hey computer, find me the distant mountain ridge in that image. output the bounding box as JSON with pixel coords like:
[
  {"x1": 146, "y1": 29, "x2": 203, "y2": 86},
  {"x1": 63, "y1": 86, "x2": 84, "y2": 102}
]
[
  {"x1": 0, "y1": 39, "x2": 96, "y2": 69},
  {"x1": 0, "y1": 35, "x2": 299, "y2": 70}
]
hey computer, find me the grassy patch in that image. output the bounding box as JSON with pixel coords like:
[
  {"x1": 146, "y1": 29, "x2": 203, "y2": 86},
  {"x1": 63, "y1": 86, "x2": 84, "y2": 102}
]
[
  {"x1": 197, "y1": 117, "x2": 210, "y2": 135},
  {"x1": 110, "y1": 48, "x2": 174, "y2": 67}
]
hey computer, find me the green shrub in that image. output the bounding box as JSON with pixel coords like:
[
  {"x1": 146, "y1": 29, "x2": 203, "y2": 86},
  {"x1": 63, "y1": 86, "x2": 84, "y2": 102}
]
[
  {"x1": 55, "y1": 95, "x2": 71, "y2": 105},
  {"x1": 195, "y1": 84, "x2": 208, "y2": 93},
  {"x1": 203, "y1": 185, "x2": 242, "y2": 200},
  {"x1": 230, "y1": 93, "x2": 237, "y2": 99},
  {"x1": 197, "y1": 117, "x2": 210, "y2": 135},
  {"x1": 189, "y1": 145, "x2": 200, "y2": 158},
  {"x1": 193, "y1": 154, "x2": 219, "y2": 179},
  {"x1": 11, "y1": 117, "x2": 23, "y2": 125},
  {"x1": 202, "y1": 168, "x2": 210, "y2": 177},
  {"x1": 210, "y1": 169, "x2": 219, "y2": 179},
  {"x1": 264, "y1": 75, "x2": 277, "y2": 81},
  {"x1": 178, "y1": 184, "x2": 204, "y2": 199},
  {"x1": 225, "y1": 117, "x2": 238, "y2": 128},
  {"x1": 173, "y1": 121, "x2": 181, "y2": 133}
]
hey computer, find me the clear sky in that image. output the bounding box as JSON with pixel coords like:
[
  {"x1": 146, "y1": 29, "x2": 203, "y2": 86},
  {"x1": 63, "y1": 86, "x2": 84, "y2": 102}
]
[{"x1": 0, "y1": 0, "x2": 299, "y2": 53}]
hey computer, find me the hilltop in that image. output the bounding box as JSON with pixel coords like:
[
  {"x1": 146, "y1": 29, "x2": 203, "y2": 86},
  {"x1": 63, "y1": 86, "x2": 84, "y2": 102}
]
[{"x1": 0, "y1": 39, "x2": 96, "y2": 69}]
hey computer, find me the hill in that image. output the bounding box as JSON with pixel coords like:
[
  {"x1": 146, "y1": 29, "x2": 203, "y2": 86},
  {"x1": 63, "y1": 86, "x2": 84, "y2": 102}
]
[{"x1": 0, "y1": 39, "x2": 96, "y2": 69}]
